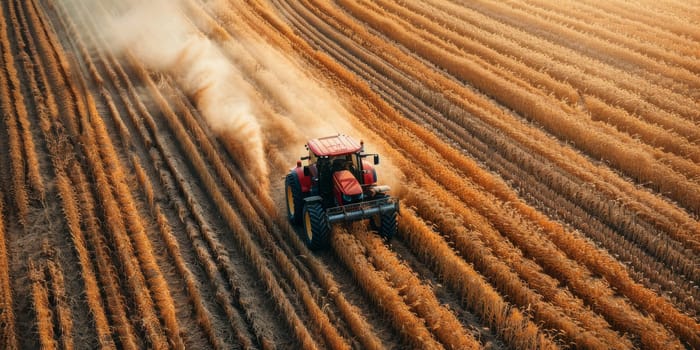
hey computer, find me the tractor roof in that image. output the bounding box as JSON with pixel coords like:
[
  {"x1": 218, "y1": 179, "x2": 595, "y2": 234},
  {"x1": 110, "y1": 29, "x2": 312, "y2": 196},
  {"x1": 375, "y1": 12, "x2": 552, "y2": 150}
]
[{"x1": 307, "y1": 135, "x2": 362, "y2": 157}]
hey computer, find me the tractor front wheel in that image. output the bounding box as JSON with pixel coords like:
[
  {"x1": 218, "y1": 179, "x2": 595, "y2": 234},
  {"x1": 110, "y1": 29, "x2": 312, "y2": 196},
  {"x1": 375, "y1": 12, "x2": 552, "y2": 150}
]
[
  {"x1": 285, "y1": 172, "x2": 304, "y2": 225},
  {"x1": 371, "y1": 208, "x2": 397, "y2": 240},
  {"x1": 370, "y1": 195, "x2": 397, "y2": 240},
  {"x1": 303, "y1": 202, "x2": 331, "y2": 250}
]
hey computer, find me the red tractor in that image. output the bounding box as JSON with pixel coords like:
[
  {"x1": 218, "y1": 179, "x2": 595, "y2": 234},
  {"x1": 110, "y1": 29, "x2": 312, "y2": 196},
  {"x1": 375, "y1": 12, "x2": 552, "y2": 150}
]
[{"x1": 285, "y1": 135, "x2": 399, "y2": 249}]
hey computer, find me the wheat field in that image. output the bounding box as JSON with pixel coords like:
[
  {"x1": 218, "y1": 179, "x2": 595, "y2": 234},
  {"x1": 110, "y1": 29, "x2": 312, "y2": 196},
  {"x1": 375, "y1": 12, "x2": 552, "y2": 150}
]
[{"x1": 0, "y1": 0, "x2": 698, "y2": 349}]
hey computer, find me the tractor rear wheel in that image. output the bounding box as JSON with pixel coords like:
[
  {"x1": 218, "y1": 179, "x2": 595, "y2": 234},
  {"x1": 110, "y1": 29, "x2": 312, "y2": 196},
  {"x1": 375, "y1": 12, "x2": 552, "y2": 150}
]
[
  {"x1": 303, "y1": 202, "x2": 331, "y2": 250},
  {"x1": 285, "y1": 172, "x2": 304, "y2": 225}
]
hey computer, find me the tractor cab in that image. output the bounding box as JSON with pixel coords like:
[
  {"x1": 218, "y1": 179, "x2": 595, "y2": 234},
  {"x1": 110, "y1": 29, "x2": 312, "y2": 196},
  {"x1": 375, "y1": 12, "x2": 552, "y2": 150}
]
[{"x1": 285, "y1": 135, "x2": 398, "y2": 250}]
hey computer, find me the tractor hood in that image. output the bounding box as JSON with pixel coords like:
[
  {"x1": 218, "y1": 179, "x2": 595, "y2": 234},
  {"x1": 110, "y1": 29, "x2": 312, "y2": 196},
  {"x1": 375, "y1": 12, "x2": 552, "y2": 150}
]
[{"x1": 332, "y1": 170, "x2": 363, "y2": 196}]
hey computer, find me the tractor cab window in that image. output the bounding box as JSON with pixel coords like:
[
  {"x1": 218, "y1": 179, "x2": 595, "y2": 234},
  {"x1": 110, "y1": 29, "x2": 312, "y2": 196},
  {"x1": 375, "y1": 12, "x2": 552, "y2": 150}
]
[
  {"x1": 331, "y1": 155, "x2": 355, "y2": 172},
  {"x1": 351, "y1": 153, "x2": 360, "y2": 171}
]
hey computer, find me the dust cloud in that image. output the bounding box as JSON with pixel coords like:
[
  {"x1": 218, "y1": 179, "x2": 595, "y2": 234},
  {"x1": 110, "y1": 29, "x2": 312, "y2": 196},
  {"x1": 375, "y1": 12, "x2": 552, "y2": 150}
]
[
  {"x1": 84, "y1": 0, "x2": 401, "y2": 191},
  {"x1": 197, "y1": 0, "x2": 402, "y2": 188},
  {"x1": 94, "y1": 0, "x2": 268, "y2": 182},
  {"x1": 234, "y1": 39, "x2": 403, "y2": 190},
  {"x1": 256, "y1": 44, "x2": 401, "y2": 185}
]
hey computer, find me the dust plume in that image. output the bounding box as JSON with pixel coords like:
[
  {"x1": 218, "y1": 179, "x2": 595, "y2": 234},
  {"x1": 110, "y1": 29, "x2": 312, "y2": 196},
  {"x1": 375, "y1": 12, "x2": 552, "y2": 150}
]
[
  {"x1": 234, "y1": 38, "x2": 403, "y2": 190},
  {"x1": 95, "y1": 0, "x2": 268, "y2": 183},
  {"x1": 192, "y1": 0, "x2": 402, "y2": 189},
  {"x1": 86, "y1": 0, "x2": 401, "y2": 191}
]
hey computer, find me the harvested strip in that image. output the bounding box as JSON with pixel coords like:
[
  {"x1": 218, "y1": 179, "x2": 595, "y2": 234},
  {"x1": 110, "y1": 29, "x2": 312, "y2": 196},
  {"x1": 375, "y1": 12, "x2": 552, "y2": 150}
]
[
  {"x1": 331, "y1": 229, "x2": 443, "y2": 349},
  {"x1": 355, "y1": 229, "x2": 481, "y2": 349},
  {"x1": 398, "y1": 210, "x2": 557, "y2": 349},
  {"x1": 0, "y1": 193, "x2": 17, "y2": 350},
  {"x1": 29, "y1": 261, "x2": 57, "y2": 350},
  {"x1": 403, "y1": 185, "x2": 632, "y2": 349},
  {"x1": 47, "y1": 260, "x2": 74, "y2": 350}
]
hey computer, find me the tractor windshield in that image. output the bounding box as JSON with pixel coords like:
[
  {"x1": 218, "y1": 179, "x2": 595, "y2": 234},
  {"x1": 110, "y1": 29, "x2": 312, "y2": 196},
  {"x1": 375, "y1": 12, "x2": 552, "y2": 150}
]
[{"x1": 331, "y1": 155, "x2": 354, "y2": 171}]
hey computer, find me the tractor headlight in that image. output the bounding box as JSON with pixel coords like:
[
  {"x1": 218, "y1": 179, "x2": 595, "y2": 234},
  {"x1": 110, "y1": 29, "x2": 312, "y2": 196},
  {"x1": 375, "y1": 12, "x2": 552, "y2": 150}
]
[{"x1": 342, "y1": 193, "x2": 364, "y2": 204}]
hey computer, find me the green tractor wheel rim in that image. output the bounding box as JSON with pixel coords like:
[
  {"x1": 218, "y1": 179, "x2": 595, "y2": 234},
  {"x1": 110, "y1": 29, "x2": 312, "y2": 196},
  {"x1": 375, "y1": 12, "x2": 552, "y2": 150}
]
[
  {"x1": 286, "y1": 184, "x2": 295, "y2": 217},
  {"x1": 304, "y1": 210, "x2": 313, "y2": 241}
]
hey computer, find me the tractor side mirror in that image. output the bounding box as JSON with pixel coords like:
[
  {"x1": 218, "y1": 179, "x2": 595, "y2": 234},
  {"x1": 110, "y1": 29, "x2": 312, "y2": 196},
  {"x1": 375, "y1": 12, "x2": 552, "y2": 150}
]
[
  {"x1": 303, "y1": 166, "x2": 311, "y2": 176},
  {"x1": 373, "y1": 155, "x2": 380, "y2": 165}
]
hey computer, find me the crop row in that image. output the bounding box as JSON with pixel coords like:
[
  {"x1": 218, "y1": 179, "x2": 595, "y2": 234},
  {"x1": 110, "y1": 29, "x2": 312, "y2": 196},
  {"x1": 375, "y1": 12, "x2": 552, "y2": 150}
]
[
  {"x1": 397, "y1": 210, "x2": 556, "y2": 349},
  {"x1": 43, "y1": 6, "x2": 147, "y2": 349},
  {"x1": 340, "y1": 0, "x2": 696, "y2": 310},
  {"x1": 46, "y1": 259, "x2": 73, "y2": 350},
  {"x1": 29, "y1": 248, "x2": 74, "y2": 350},
  {"x1": 45, "y1": 120, "x2": 118, "y2": 348},
  {"x1": 402, "y1": 185, "x2": 632, "y2": 348},
  {"x1": 89, "y1": 91, "x2": 182, "y2": 349},
  {"x1": 43, "y1": 8, "x2": 170, "y2": 350},
  {"x1": 391, "y1": 0, "x2": 699, "y2": 155},
  {"x1": 576, "y1": 0, "x2": 700, "y2": 43},
  {"x1": 138, "y1": 22, "x2": 355, "y2": 343},
  {"x1": 317, "y1": 0, "x2": 700, "y2": 266},
  {"x1": 133, "y1": 156, "x2": 232, "y2": 350},
  {"x1": 348, "y1": 45, "x2": 700, "y2": 313},
  {"x1": 84, "y1": 6, "x2": 273, "y2": 345},
  {"x1": 524, "y1": 0, "x2": 700, "y2": 60},
  {"x1": 354, "y1": 229, "x2": 486, "y2": 349},
  {"x1": 106, "y1": 45, "x2": 261, "y2": 350},
  {"x1": 0, "y1": 193, "x2": 16, "y2": 350},
  {"x1": 164, "y1": 78, "x2": 350, "y2": 349},
  {"x1": 458, "y1": 0, "x2": 700, "y2": 94},
  {"x1": 332, "y1": 228, "x2": 445, "y2": 349},
  {"x1": 505, "y1": 0, "x2": 699, "y2": 74},
  {"x1": 71, "y1": 0, "x2": 355, "y2": 346},
  {"x1": 0, "y1": 4, "x2": 20, "y2": 344},
  {"x1": 333, "y1": 24, "x2": 700, "y2": 315},
  {"x1": 82, "y1": 0, "x2": 339, "y2": 340},
  {"x1": 11, "y1": 0, "x2": 45, "y2": 199},
  {"x1": 0, "y1": 0, "x2": 31, "y2": 226},
  {"x1": 133, "y1": 57, "x2": 321, "y2": 348},
  {"x1": 29, "y1": 260, "x2": 57, "y2": 350}
]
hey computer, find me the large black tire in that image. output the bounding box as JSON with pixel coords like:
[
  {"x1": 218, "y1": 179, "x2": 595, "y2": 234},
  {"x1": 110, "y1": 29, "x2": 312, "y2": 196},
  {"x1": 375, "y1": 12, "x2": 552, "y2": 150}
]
[
  {"x1": 302, "y1": 202, "x2": 331, "y2": 250},
  {"x1": 370, "y1": 194, "x2": 397, "y2": 240},
  {"x1": 376, "y1": 209, "x2": 397, "y2": 240},
  {"x1": 369, "y1": 194, "x2": 397, "y2": 240},
  {"x1": 285, "y1": 172, "x2": 304, "y2": 225}
]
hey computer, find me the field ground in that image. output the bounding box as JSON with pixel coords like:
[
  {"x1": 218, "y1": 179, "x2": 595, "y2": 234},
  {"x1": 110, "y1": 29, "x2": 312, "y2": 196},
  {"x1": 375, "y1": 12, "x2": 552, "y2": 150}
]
[{"x1": 1, "y1": 0, "x2": 699, "y2": 349}]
